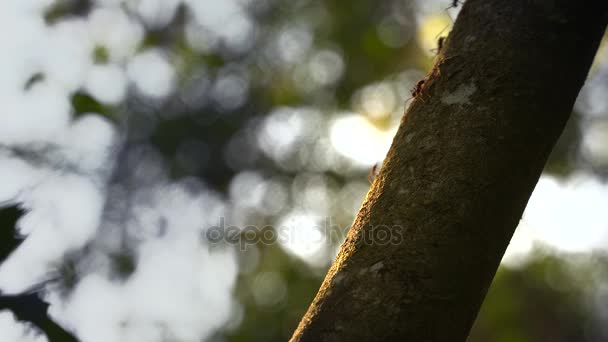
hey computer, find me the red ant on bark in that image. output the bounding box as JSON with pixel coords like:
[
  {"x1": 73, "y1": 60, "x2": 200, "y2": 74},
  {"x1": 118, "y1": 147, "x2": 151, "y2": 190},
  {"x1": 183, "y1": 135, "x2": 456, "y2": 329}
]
[
  {"x1": 411, "y1": 79, "x2": 426, "y2": 98},
  {"x1": 402, "y1": 78, "x2": 427, "y2": 107}
]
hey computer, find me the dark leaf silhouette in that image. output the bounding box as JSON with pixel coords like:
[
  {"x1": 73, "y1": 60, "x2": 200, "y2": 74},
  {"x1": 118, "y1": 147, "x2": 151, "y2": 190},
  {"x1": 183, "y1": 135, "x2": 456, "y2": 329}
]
[
  {"x1": 0, "y1": 290, "x2": 79, "y2": 342},
  {"x1": 0, "y1": 205, "x2": 26, "y2": 265},
  {"x1": 0, "y1": 205, "x2": 80, "y2": 341}
]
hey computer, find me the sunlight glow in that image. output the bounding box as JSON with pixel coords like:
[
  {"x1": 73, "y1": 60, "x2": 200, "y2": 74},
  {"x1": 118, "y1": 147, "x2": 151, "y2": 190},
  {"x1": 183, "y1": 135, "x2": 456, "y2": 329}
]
[
  {"x1": 353, "y1": 82, "x2": 397, "y2": 119},
  {"x1": 416, "y1": 14, "x2": 452, "y2": 55},
  {"x1": 329, "y1": 113, "x2": 396, "y2": 166},
  {"x1": 503, "y1": 173, "x2": 608, "y2": 265},
  {"x1": 276, "y1": 211, "x2": 325, "y2": 262}
]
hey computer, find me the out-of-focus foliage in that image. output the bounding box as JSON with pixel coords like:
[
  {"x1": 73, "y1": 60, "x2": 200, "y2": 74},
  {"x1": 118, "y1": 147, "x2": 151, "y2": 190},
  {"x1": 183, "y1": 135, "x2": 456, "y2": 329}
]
[
  {"x1": 471, "y1": 250, "x2": 608, "y2": 342},
  {"x1": 2, "y1": 0, "x2": 607, "y2": 340}
]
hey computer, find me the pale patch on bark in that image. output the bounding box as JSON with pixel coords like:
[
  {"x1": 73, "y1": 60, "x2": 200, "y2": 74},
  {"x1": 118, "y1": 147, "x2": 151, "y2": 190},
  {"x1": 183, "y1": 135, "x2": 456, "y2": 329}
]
[
  {"x1": 441, "y1": 83, "x2": 477, "y2": 105},
  {"x1": 405, "y1": 133, "x2": 415, "y2": 143},
  {"x1": 370, "y1": 261, "x2": 384, "y2": 273}
]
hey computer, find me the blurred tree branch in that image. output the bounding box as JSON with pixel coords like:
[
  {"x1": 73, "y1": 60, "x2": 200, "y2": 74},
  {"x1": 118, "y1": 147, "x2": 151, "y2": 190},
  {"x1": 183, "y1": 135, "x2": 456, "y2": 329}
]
[{"x1": 291, "y1": 0, "x2": 608, "y2": 341}]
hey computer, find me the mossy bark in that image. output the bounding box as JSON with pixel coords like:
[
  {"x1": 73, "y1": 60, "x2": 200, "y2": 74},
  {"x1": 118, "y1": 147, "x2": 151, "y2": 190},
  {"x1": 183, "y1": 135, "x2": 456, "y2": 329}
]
[{"x1": 291, "y1": 0, "x2": 608, "y2": 341}]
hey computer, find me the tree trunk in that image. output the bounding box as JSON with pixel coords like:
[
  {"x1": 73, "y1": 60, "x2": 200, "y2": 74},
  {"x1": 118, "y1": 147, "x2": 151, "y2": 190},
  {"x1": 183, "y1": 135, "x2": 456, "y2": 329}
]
[{"x1": 291, "y1": 1, "x2": 608, "y2": 341}]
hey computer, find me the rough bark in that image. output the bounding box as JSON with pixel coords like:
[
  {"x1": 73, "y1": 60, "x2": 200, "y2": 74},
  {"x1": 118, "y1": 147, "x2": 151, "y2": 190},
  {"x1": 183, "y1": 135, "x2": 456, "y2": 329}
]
[{"x1": 291, "y1": 0, "x2": 608, "y2": 341}]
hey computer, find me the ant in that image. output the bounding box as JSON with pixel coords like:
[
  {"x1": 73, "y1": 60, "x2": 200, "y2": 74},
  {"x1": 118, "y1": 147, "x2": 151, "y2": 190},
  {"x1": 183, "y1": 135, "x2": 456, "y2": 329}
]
[
  {"x1": 448, "y1": 0, "x2": 462, "y2": 9},
  {"x1": 368, "y1": 164, "x2": 378, "y2": 183},
  {"x1": 431, "y1": 36, "x2": 446, "y2": 55},
  {"x1": 443, "y1": 0, "x2": 464, "y2": 22},
  {"x1": 432, "y1": 0, "x2": 464, "y2": 55},
  {"x1": 368, "y1": 162, "x2": 383, "y2": 183},
  {"x1": 403, "y1": 79, "x2": 426, "y2": 107},
  {"x1": 411, "y1": 79, "x2": 426, "y2": 98},
  {"x1": 437, "y1": 36, "x2": 445, "y2": 52}
]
